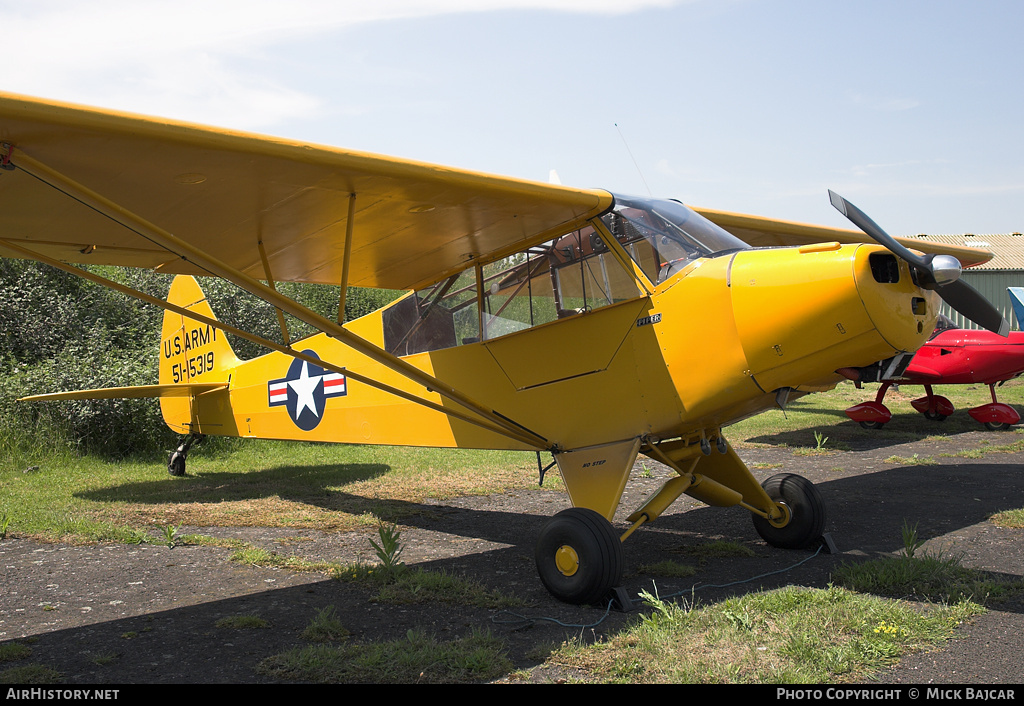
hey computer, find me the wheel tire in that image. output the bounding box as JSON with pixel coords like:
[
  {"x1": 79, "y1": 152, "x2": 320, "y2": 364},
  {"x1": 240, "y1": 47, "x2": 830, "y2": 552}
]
[
  {"x1": 924, "y1": 411, "x2": 947, "y2": 421},
  {"x1": 535, "y1": 507, "x2": 623, "y2": 605},
  {"x1": 168, "y1": 452, "x2": 186, "y2": 477},
  {"x1": 985, "y1": 421, "x2": 1011, "y2": 431},
  {"x1": 859, "y1": 420, "x2": 885, "y2": 430},
  {"x1": 752, "y1": 473, "x2": 826, "y2": 550}
]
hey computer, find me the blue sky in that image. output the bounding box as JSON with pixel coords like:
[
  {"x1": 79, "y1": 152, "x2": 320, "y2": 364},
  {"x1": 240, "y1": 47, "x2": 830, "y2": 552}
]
[{"x1": 4, "y1": 0, "x2": 1022, "y2": 236}]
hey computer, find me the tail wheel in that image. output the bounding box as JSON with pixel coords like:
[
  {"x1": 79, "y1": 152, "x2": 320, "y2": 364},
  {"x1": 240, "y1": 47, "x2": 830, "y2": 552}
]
[
  {"x1": 167, "y1": 451, "x2": 186, "y2": 476},
  {"x1": 167, "y1": 434, "x2": 203, "y2": 477},
  {"x1": 535, "y1": 507, "x2": 623, "y2": 605},
  {"x1": 752, "y1": 473, "x2": 826, "y2": 550}
]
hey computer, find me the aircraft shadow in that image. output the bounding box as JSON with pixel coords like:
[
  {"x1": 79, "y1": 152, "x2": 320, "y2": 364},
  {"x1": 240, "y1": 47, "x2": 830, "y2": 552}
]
[
  {"x1": 78, "y1": 462, "x2": 394, "y2": 516},
  {"x1": 633, "y1": 458, "x2": 1024, "y2": 610},
  {"x1": 75, "y1": 453, "x2": 1024, "y2": 615}
]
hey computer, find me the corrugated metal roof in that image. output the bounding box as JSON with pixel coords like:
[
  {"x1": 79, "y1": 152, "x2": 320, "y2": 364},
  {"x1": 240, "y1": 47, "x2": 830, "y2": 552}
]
[{"x1": 906, "y1": 233, "x2": 1024, "y2": 270}]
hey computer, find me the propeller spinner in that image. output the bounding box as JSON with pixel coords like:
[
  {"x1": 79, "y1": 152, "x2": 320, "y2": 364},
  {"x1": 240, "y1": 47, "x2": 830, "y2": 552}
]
[{"x1": 828, "y1": 190, "x2": 1009, "y2": 337}]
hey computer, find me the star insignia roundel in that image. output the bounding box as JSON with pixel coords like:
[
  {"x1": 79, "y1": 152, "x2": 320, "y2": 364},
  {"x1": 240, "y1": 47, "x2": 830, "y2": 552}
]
[{"x1": 267, "y1": 350, "x2": 347, "y2": 431}]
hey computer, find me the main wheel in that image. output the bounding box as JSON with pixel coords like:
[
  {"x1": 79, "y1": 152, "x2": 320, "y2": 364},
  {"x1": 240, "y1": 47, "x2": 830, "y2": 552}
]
[
  {"x1": 924, "y1": 410, "x2": 947, "y2": 421},
  {"x1": 985, "y1": 421, "x2": 1011, "y2": 431},
  {"x1": 535, "y1": 507, "x2": 623, "y2": 605},
  {"x1": 859, "y1": 420, "x2": 885, "y2": 430},
  {"x1": 752, "y1": 473, "x2": 825, "y2": 550}
]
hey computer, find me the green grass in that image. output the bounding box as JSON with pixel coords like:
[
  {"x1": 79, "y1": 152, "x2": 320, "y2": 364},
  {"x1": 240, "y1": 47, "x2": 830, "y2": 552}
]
[
  {"x1": 227, "y1": 544, "x2": 526, "y2": 609},
  {"x1": 884, "y1": 453, "x2": 937, "y2": 466},
  {"x1": 0, "y1": 439, "x2": 547, "y2": 541},
  {"x1": 545, "y1": 584, "x2": 983, "y2": 684},
  {"x1": 991, "y1": 508, "x2": 1024, "y2": 528},
  {"x1": 300, "y1": 606, "x2": 351, "y2": 643},
  {"x1": 834, "y1": 550, "x2": 1024, "y2": 604},
  {"x1": 726, "y1": 378, "x2": 1024, "y2": 448},
  {"x1": 256, "y1": 628, "x2": 512, "y2": 684},
  {"x1": 0, "y1": 664, "x2": 63, "y2": 684},
  {"x1": 216, "y1": 614, "x2": 271, "y2": 630},
  {"x1": 0, "y1": 643, "x2": 32, "y2": 662}
]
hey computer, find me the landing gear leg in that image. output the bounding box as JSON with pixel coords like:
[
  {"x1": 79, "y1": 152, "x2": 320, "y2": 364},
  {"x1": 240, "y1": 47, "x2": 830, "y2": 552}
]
[
  {"x1": 847, "y1": 382, "x2": 892, "y2": 429},
  {"x1": 914, "y1": 384, "x2": 954, "y2": 421},
  {"x1": 970, "y1": 383, "x2": 1021, "y2": 430},
  {"x1": 168, "y1": 433, "x2": 204, "y2": 476}
]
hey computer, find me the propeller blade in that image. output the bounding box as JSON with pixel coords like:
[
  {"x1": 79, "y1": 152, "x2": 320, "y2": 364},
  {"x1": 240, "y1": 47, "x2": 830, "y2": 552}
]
[
  {"x1": 828, "y1": 190, "x2": 930, "y2": 271},
  {"x1": 827, "y1": 190, "x2": 1009, "y2": 336},
  {"x1": 939, "y1": 279, "x2": 1011, "y2": 337}
]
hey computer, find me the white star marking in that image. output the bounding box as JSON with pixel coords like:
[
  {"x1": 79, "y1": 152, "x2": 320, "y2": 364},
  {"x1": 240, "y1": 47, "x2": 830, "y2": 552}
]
[{"x1": 287, "y1": 361, "x2": 322, "y2": 418}]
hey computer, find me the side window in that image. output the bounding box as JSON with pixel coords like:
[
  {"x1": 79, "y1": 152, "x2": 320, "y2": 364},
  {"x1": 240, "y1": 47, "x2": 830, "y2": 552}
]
[
  {"x1": 382, "y1": 220, "x2": 645, "y2": 352},
  {"x1": 602, "y1": 208, "x2": 697, "y2": 284},
  {"x1": 383, "y1": 268, "x2": 479, "y2": 355},
  {"x1": 480, "y1": 223, "x2": 642, "y2": 340},
  {"x1": 480, "y1": 245, "x2": 558, "y2": 340},
  {"x1": 545, "y1": 224, "x2": 642, "y2": 316}
]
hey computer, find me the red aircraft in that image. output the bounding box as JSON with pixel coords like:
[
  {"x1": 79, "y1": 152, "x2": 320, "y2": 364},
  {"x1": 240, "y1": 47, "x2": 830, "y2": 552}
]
[{"x1": 843, "y1": 288, "x2": 1024, "y2": 431}]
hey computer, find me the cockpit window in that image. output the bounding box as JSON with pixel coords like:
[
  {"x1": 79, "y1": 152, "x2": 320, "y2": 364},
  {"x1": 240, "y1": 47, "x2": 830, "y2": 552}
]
[
  {"x1": 601, "y1": 194, "x2": 750, "y2": 283},
  {"x1": 929, "y1": 314, "x2": 958, "y2": 339},
  {"x1": 380, "y1": 194, "x2": 752, "y2": 355}
]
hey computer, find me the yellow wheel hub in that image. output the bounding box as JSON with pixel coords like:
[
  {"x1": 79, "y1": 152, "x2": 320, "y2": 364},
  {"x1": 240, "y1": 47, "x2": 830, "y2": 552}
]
[
  {"x1": 554, "y1": 545, "x2": 580, "y2": 577},
  {"x1": 768, "y1": 501, "x2": 792, "y2": 529}
]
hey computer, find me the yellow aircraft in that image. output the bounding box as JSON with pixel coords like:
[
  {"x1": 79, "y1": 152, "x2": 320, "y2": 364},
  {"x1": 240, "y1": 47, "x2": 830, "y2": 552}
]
[{"x1": 1, "y1": 92, "x2": 1006, "y2": 605}]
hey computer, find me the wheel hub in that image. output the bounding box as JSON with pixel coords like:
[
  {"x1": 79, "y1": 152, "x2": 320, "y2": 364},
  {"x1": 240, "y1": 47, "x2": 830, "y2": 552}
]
[
  {"x1": 554, "y1": 545, "x2": 580, "y2": 577},
  {"x1": 768, "y1": 501, "x2": 792, "y2": 529}
]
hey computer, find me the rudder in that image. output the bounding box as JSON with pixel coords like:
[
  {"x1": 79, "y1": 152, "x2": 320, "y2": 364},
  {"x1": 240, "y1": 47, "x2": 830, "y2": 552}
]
[{"x1": 159, "y1": 275, "x2": 238, "y2": 434}]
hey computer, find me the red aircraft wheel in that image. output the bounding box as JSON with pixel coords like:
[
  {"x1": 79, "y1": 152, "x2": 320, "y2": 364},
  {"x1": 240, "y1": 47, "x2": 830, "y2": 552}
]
[
  {"x1": 535, "y1": 507, "x2": 622, "y2": 605},
  {"x1": 985, "y1": 421, "x2": 1011, "y2": 431},
  {"x1": 859, "y1": 420, "x2": 885, "y2": 430},
  {"x1": 752, "y1": 474, "x2": 826, "y2": 550},
  {"x1": 924, "y1": 410, "x2": 947, "y2": 421}
]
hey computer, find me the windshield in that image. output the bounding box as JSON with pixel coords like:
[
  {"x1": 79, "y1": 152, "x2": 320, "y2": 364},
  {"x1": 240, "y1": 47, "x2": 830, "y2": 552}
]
[{"x1": 601, "y1": 194, "x2": 750, "y2": 283}]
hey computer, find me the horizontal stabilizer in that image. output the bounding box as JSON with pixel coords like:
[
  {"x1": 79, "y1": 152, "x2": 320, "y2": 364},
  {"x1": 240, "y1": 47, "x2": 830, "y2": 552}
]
[{"x1": 19, "y1": 383, "x2": 227, "y2": 402}]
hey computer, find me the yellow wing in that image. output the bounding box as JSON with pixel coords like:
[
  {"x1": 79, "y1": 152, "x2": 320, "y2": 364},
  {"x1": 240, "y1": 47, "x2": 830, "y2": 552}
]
[
  {"x1": 0, "y1": 92, "x2": 612, "y2": 291},
  {"x1": 694, "y1": 207, "x2": 995, "y2": 269}
]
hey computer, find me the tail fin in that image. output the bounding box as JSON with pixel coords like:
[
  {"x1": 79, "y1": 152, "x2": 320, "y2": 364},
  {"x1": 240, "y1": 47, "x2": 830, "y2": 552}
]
[
  {"x1": 1009, "y1": 287, "x2": 1024, "y2": 332},
  {"x1": 159, "y1": 275, "x2": 238, "y2": 434}
]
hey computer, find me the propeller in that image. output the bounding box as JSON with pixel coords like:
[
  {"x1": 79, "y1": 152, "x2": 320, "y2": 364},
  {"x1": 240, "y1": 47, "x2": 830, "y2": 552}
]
[{"x1": 828, "y1": 190, "x2": 1009, "y2": 337}]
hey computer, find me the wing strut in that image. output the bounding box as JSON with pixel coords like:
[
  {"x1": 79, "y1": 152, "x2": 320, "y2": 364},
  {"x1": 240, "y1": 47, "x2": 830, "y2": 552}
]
[
  {"x1": 7, "y1": 149, "x2": 549, "y2": 450},
  {"x1": 256, "y1": 238, "x2": 290, "y2": 345},
  {"x1": 337, "y1": 192, "x2": 356, "y2": 324},
  {"x1": 0, "y1": 236, "x2": 547, "y2": 449}
]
